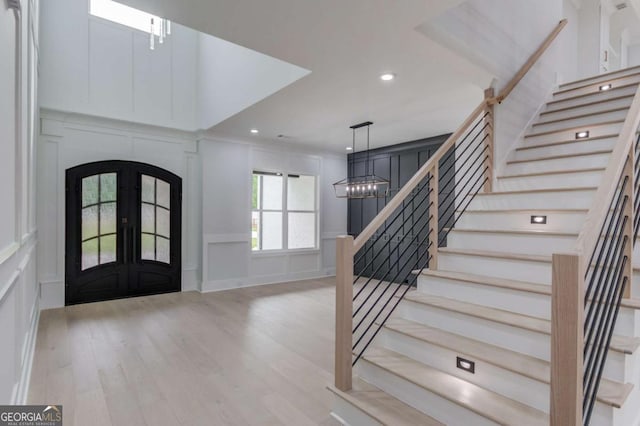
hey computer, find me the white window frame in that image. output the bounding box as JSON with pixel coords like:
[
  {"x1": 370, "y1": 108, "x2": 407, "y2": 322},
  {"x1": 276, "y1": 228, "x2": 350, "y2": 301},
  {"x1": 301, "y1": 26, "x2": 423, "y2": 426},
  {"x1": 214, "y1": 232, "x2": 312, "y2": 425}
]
[{"x1": 251, "y1": 170, "x2": 319, "y2": 253}]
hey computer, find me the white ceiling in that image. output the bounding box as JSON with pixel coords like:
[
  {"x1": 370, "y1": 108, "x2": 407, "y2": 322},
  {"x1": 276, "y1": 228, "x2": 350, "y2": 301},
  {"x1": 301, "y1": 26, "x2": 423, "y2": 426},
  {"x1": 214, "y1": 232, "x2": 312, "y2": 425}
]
[{"x1": 117, "y1": 0, "x2": 492, "y2": 152}]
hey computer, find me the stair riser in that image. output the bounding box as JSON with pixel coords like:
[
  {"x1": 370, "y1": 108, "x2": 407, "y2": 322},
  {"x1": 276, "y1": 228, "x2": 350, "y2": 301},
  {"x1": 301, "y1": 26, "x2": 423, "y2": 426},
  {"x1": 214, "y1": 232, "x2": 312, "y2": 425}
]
[
  {"x1": 446, "y1": 230, "x2": 575, "y2": 256},
  {"x1": 532, "y1": 109, "x2": 628, "y2": 134},
  {"x1": 330, "y1": 396, "x2": 383, "y2": 426},
  {"x1": 545, "y1": 84, "x2": 638, "y2": 113},
  {"x1": 357, "y1": 360, "x2": 500, "y2": 426},
  {"x1": 524, "y1": 122, "x2": 622, "y2": 145},
  {"x1": 398, "y1": 301, "x2": 550, "y2": 360},
  {"x1": 380, "y1": 329, "x2": 550, "y2": 413},
  {"x1": 417, "y1": 275, "x2": 637, "y2": 336},
  {"x1": 496, "y1": 170, "x2": 603, "y2": 191},
  {"x1": 456, "y1": 211, "x2": 587, "y2": 233},
  {"x1": 540, "y1": 96, "x2": 633, "y2": 122},
  {"x1": 552, "y1": 75, "x2": 640, "y2": 101},
  {"x1": 512, "y1": 137, "x2": 616, "y2": 161},
  {"x1": 438, "y1": 251, "x2": 550, "y2": 284},
  {"x1": 505, "y1": 153, "x2": 610, "y2": 175},
  {"x1": 558, "y1": 67, "x2": 640, "y2": 91},
  {"x1": 467, "y1": 190, "x2": 595, "y2": 211}
]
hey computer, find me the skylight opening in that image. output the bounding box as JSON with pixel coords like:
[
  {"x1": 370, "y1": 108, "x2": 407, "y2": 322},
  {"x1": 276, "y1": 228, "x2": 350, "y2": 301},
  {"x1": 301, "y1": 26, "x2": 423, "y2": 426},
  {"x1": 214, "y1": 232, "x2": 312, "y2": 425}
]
[{"x1": 89, "y1": 0, "x2": 162, "y2": 36}]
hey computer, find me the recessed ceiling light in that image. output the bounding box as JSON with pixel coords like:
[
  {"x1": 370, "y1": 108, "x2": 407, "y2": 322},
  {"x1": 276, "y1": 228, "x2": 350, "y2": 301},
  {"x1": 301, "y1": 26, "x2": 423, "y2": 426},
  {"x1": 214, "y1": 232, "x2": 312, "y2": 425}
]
[
  {"x1": 250, "y1": 129, "x2": 259, "y2": 134},
  {"x1": 380, "y1": 73, "x2": 395, "y2": 81},
  {"x1": 576, "y1": 131, "x2": 589, "y2": 139},
  {"x1": 346, "y1": 147, "x2": 353, "y2": 151},
  {"x1": 599, "y1": 84, "x2": 612, "y2": 91}
]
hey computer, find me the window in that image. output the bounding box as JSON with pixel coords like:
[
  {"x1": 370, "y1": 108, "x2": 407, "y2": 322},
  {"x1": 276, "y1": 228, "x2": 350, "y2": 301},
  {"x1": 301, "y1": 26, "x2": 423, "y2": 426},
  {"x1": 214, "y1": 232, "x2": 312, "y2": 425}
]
[
  {"x1": 252, "y1": 172, "x2": 317, "y2": 251},
  {"x1": 89, "y1": 0, "x2": 163, "y2": 35},
  {"x1": 141, "y1": 175, "x2": 171, "y2": 263},
  {"x1": 81, "y1": 173, "x2": 117, "y2": 270}
]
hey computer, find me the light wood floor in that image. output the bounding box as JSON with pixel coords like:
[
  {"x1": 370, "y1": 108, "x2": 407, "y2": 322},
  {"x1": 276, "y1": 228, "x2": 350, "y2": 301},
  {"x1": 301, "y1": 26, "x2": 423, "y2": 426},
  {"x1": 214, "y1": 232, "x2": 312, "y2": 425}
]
[{"x1": 28, "y1": 278, "x2": 343, "y2": 426}]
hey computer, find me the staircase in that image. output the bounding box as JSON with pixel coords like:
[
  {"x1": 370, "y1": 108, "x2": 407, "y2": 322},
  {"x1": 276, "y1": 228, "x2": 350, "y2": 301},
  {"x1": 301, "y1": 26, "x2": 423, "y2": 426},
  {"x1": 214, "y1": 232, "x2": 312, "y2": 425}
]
[{"x1": 330, "y1": 64, "x2": 640, "y2": 425}]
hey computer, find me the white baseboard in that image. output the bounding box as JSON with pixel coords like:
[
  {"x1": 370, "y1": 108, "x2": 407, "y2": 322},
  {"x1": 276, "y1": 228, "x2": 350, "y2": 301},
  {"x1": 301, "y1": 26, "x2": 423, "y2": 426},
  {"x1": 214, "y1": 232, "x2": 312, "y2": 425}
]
[
  {"x1": 12, "y1": 296, "x2": 40, "y2": 405},
  {"x1": 201, "y1": 272, "x2": 335, "y2": 293}
]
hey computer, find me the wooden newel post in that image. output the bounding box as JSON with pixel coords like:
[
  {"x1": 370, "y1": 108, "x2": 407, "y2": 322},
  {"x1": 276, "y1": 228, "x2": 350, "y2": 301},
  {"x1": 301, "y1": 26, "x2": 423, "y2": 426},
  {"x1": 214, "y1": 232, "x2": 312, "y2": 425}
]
[
  {"x1": 550, "y1": 253, "x2": 584, "y2": 426},
  {"x1": 335, "y1": 235, "x2": 354, "y2": 391},
  {"x1": 483, "y1": 88, "x2": 495, "y2": 193}
]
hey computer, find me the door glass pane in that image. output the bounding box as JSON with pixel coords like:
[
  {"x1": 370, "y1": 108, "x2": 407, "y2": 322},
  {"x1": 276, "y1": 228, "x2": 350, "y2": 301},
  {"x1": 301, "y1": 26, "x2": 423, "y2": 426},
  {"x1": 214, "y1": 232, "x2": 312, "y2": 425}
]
[
  {"x1": 82, "y1": 238, "x2": 99, "y2": 270},
  {"x1": 82, "y1": 206, "x2": 99, "y2": 240},
  {"x1": 262, "y1": 212, "x2": 282, "y2": 250},
  {"x1": 100, "y1": 235, "x2": 117, "y2": 264},
  {"x1": 262, "y1": 175, "x2": 282, "y2": 210},
  {"x1": 288, "y1": 212, "x2": 316, "y2": 249},
  {"x1": 141, "y1": 174, "x2": 155, "y2": 203},
  {"x1": 100, "y1": 202, "x2": 117, "y2": 235},
  {"x1": 141, "y1": 203, "x2": 155, "y2": 233},
  {"x1": 156, "y1": 179, "x2": 170, "y2": 209},
  {"x1": 82, "y1": 175, "x2": 99, "y2": 206},
  {"x1": 141, "y1": 234, "x2": 155, "y2": 260},
  {"x1": 156, "y1": 237, "x2": 170, "y2": 263},
  {"x1": 156, "y1": 207, "x2": 170, "y2": 238},
  {"x1": 100, "y1": 173, "x2": 117, "y2": 202},
  {"x1": 287, "y1": 175, "x2": 316, "y2": 211}
]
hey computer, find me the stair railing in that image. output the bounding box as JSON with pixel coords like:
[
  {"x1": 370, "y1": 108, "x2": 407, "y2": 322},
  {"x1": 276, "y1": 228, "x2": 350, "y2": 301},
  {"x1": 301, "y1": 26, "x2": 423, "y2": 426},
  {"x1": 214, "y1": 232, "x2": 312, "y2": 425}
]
[
  {"x1": 335, "y1": 19, "x2": 568, "y2": 392},
  {"x1": 551, "y1": 84, "x2": 640, "y2": 426}
]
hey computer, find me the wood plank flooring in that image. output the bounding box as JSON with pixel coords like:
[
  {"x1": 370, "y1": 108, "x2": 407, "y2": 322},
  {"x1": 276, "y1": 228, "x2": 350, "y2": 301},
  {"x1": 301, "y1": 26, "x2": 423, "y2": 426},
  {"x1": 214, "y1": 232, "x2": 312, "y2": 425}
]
[{"x1": 28, "y1": 278, "x2": 343, "y2": 426}]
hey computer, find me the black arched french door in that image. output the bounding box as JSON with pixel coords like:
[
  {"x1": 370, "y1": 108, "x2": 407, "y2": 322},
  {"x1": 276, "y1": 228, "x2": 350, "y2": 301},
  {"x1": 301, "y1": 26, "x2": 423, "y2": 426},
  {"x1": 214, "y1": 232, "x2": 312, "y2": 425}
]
[{"x1": 65, "y1": 161, "x2": 182, "y2": 305}]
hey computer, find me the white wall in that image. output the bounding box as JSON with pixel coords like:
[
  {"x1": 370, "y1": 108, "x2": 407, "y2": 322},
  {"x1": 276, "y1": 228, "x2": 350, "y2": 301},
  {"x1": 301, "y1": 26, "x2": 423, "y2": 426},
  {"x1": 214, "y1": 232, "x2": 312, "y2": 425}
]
[
  {"x1": 200, "y1": 138, "x2": 346, "y2": 292},
  {"x1": 629, "y1": 44, "x2": 640, "y2": 66},
  {"x1": 37, "y1": 111, "x2": 202, "y2": 309},
  {"x1": 38, "y1": 0, "x2": 198, "y2": 131},
  {"x1": 577, "y1": 0, "x2": 604, "y2": 78},
  {"x1": 0, "y1": 0, "x2": 40, "y2": 405},
  {"x1": 420, "y1": 0, "x2": 569, "y2": 176}
]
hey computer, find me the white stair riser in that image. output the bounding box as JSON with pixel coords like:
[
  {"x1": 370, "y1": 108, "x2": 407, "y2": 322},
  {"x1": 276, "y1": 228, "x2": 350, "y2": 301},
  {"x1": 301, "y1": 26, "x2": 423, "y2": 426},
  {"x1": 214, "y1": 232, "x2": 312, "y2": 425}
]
[
  {"x1": 532, "y1": 109, "x2": 628, "y2": 134},
  {"x1": 456, "y1": 211, "x2": 587, "y2": 233},
  {"x1": 467, "y1": 190, "x2": 595, "y2": 210},
  {"x1": 505, "y1": 153, "x2": 610, "y2": 175},
  {"x1": 539, "y1": 96, "x2": 633, "y2": 122},
  {"x1": 545, "y1": 84, "x2": 638, "y2": 113},
  {"x1": 512, "y1": 137, "x2": 616, "y2": 161},
  {"x1": 524, "y1": 122, "x2": 622, "y2": 146},
  {"x1": 356, "y1": 360, "x2": 500, "y2": 426},
  {"x1": 398, "y1": 301, "x2": 550, "y2": 360},
  {"x1": 380, "y1": 329, "x2": 550, "y2": 413},
  {"x1": 417, "y1": 275, "x2": 637, "y2": 336},
  {"x1": 558, "y1": 68, "x2": 640, "y2": 91},
  {"x1": 446, "y1": 230, "x2": 575, "y2": 256},
  {"x1": 438, "y1": 251, "x2": 551, "y2": 284},
  {"x1": 496, "y1": 170, "x2": 603, "y2": 191},
  {"x1": 330, "y1": 395, "x2": 383, "y2": 426},
  {"x1": 552, "y1": 74, "x2": 640, "y2": 101},
  {"x1": 417, "y1": 276, "x2": 549, "y2": 319}
]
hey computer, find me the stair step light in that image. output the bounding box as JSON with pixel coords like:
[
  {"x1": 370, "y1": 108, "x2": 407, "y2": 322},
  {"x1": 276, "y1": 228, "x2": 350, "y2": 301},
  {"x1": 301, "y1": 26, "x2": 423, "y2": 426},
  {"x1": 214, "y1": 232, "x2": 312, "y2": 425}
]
[
  {"x1": 456, "y1": 356, "x2": 475, "y2": 374},
  {"x1": 531, "y1": 215, "x2": 547, "y2": 224},
  {"x1": 576, "y1": 131, "x2": 590, "y2": 139}
]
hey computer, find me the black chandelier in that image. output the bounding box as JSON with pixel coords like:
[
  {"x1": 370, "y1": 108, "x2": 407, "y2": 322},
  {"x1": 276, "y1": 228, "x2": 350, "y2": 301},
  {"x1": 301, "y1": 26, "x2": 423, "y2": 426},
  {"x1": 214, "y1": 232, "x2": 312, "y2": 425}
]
[{"x1": 333, "y1": 121, "x2": 390, "y2": 199}]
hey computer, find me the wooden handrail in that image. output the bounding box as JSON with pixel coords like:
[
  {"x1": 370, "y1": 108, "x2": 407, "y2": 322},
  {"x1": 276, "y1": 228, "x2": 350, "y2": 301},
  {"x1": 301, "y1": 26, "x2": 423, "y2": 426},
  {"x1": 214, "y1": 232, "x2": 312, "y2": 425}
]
[
  {"x1": 574, "y1": 84, "x2": 640, "y2": 269},
  {"x1": 352, "y1": 101, "x2": 486, "y2": 252},
  {"x1": 489, "y1": 19, "x2": 568, "y2": 105}
]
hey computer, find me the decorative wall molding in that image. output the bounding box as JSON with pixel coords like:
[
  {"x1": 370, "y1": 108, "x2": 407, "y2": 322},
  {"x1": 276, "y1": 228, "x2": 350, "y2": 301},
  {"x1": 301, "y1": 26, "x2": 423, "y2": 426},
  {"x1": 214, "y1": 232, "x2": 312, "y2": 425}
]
[
  {"x1": 6, "y1": 0, "x2": 21, "y2": 12},
  {"x1": 11, "y1": 296, "x2": 39, "y2": 405}
]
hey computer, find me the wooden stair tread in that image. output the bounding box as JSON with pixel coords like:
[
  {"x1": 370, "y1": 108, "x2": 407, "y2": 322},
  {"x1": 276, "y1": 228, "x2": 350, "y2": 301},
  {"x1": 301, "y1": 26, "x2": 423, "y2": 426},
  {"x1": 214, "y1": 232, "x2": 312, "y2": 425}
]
[
  {"x1": 498, "y1": 167, "x2": 605, "y2": 179},
  {"x1": 362, "y1": 347, "x2": 548, "y2": 426},
  {"x1": 327, "y1": 378, "x2": 444, "y2": 426},
  {"x1": 420, "y1": 269, "x2": 550, "y2": 295},
  {"x1": 438, "y1": 247, "x2": 551, "y2": 263},
  {"x1": 474, "y1": 186, "x2": 597, "y2": 196},
  {"x1": 554, "y1": 72, "x2": 640, "y2": 95},
  {"x1": 621, "y1": 298, "x2": 640, "y2": 309},
  {"x1": 557, "y1": 66, "x2": 640, "y2": 89},
  {"x1": 446, "y1": 228, "x2": 577, "y2": 237},
  {"x1": 383, "y1": 318, "x2": 632, "y2": 408},
  {"x1": 506, "y1": 149, "x2": 612, "y2": 165},
  {"x1": 524, "y1": 119, "x2": 624, "y2": 138},
  {"x1": 402, "y1": 293, "x2": 639, "y2": 354},
  {"x1": 540, "y1": 95, "x2": 634, "y2": 116},
  {"x1": 534, "y1": 107, "x2": 629, "y2": 126},
  {"x1": 547, "y1": 82, "x2": 639, "y2": 107},
  {"x1": 516, "y1": 134, "x2": 618, "y2": 151}
]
